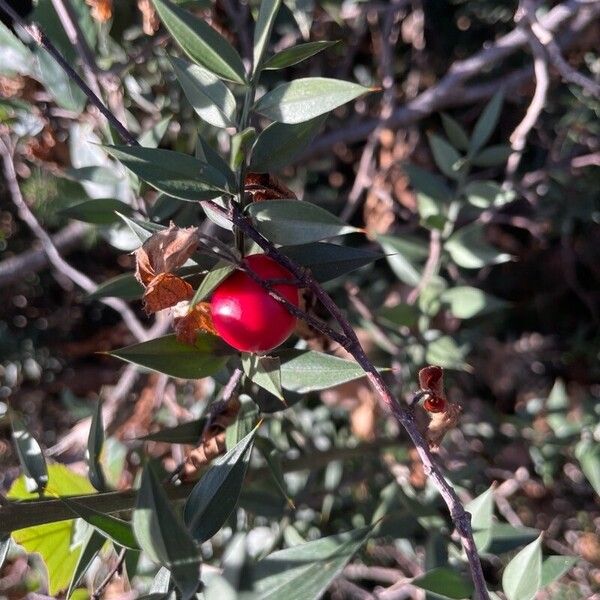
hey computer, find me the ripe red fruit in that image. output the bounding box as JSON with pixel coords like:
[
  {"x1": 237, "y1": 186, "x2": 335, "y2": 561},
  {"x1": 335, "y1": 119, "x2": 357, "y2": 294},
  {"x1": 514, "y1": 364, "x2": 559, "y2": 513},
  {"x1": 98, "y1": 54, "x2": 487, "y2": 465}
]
[{"x1": 210, "y1": 254, "x2": 299, "y2": 353}]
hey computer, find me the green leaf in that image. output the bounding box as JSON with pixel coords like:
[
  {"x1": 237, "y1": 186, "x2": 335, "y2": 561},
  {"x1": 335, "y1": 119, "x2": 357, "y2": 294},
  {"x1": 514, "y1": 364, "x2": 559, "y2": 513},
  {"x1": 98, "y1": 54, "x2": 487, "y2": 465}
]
[
  {"x1": 276, "y1": 350, "x2": 368, "y2": 393},
  {"x1": 440, "y1": 286, "x2": 507, "y2": 319},
  {"x1": 104, "y1": 145, "x2": 229, "y2": 201},
  {"x1": 8, "y1": 464, "x2": 95, "y2": 597},
  {"x1": 11, "y1": 413, "x2": 48, "y2": 494},
  {"x1": 412, "y1": 567, "x2": 473, "y2": 599},
  {"x1": 246, "y1": 526, "x2": 372, "y2": 599},
  {"x1": 281, "y1": 242, "x2": 381, "y2": 282},
  {"x1": 139, "y1": 418, "x2": 207, "y2": 444},
  {"x1": 225, "y1": 395, "x2": 259, "y2": 447},
  {"x1": 254, "y1": 77, "x2": 371, "y2": 124},
  {"x1": 441, "y1": 114, "x2": 470, "y2": 151},
  {"x1": 66, "y1": 529, "x2": 105, "y2": 600},
  {"x1": 170, "y1": 57, "x2": 237, "y2": 128},
  {"x1": 465, "y1": 485, "x2": 495, "y2": 552},
  {"x1": 471, "y1": 145, "x2": 511, "y2": 168},
  {"x1": 196, "y1": 138, "x2": 237, "y2": 190},
  {"x1": 0, "y1": 20, "x2": 34, "y2": 76},
  {"x1": 487, "y1": 523, "x2": 539, "y2": 555},
  {"x1": 134, "y1": 463, "x2": 201, "y2": 600},
  {"x1": 88, "y1": 273, "x2": 144, "y2": 300},
  {"x1": 230, "y1": 126, "x2": 257, "y2": 169},
  {"x1": 253, "y1": 0, "x2": 282, "y2": 73},
  {"x1": 60, "y1": 198, "x2": 132, "y2": 225},
  {"x1": 184, "y1": 425, "x2": 258, "y2": 542},
  {"x1": 262, "y1": 41, "x2": 338, "y2": 70},
  {"x1": 139, "y1": 116, "x2": 172, "y2": 148},
  {"x1": 65, "y1": 166, "x2": 123, "y2": 186},
  {"x1": 377, "y1": 234, "x2": 429, "y2": 286},
  {"x1": 242, "y1": 354, "x2": 284, "y2": 401},
  {"x1": 249, "y1": 115, "x2": 326, "y2": 172},
  {"x1": 247, "y1": 199, "x2": 359, "y2": 245},
  {"x1": 540, "y1": 555, "x2": 577, "y2": 587},
  {"x1": 0, "y1": 534, "x2": 10, "y2": 570},
  {"x1": 377, "y1": 303, "x2": 420, "y2": 328},
  {"x1": 470, "y1": 91, "x2": 504, "y2": 154},
  {"x1": 404, "y1": 164, "x2": 452, "y2": 201},
  {"x1": 191, "y1": 260, "x2": 236, "y2": 306},
  {"x1": 255, "y1": 437, "x2": 294, "y2": 508},
  {"x1": 86, "y1": 400, "x2": 107, "y2": 492},
  {"x1": 502, "y1": 534, "x2": 542, "y2": 600},
  {"x1": 109, "y1": 333, "x2": 232, "y2": 379},
  {"x1": 575, "y1": 438, "x2": 600, "y2": 496},
  {"x1": 61, "y1": 497, "x2": 138, "y2": 549},
  {"x1": 445, "y1": 223, "x2": 511, "y2": 269},
  {"x1": 464, "y1": 180, "x2": 514, "y2": 209},
  {"x1": 425, "y1": 335, "x2": 469, "y2": 371},
  {"x1": 428, "y1": 134, "x2": 463, "y2": 179},
  {"x1": 152, "y1": 0, "x2": 246, "y2": 84}
]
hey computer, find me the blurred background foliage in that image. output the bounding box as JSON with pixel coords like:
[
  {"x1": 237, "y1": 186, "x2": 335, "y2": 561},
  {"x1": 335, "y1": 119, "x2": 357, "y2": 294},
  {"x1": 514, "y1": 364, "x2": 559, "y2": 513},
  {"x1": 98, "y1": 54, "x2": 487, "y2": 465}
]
[{"x1": 0, "y1": 0, "x2": 599, "y2": 598}]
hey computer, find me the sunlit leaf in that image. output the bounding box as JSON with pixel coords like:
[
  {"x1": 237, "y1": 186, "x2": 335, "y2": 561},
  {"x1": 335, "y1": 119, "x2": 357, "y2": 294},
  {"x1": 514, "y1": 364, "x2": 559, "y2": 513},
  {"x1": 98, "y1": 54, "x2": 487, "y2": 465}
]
[
  {"x1": 253, "y1": 0, "x2": 282, "y2": 73},
  {"x1": 502, "y1": 534, "x2": 542, "y2": 600},
  {"x1": 445, "y1": 223, "x2": 511, "y2": 269},
  {"x1": 11, "y1": 413, "x2": 48, "y2": 495},
  {"x1": 440, "y1": 286, "x2": 507, "y2": 319}
]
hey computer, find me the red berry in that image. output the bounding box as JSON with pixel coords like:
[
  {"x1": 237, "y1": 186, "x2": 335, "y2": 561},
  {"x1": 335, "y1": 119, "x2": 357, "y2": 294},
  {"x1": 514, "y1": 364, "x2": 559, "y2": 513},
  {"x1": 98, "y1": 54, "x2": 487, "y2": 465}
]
[
  {"x1": 210, "y1": 254, "x2": 299, "y2": 353},
  {"x1": 423, "y1": 393, "x2": 446, "y2": 413}
]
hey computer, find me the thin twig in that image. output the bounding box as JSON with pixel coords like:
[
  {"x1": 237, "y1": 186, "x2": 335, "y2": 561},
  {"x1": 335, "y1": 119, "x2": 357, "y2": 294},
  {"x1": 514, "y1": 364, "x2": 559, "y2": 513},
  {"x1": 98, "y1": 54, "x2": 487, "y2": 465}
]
[
  {"x1": 0, "y1": 135, "x2": 149, "y2": 342},
  {"x1": 206, "y1": 200, "x2": 490, "y2": 600},
  {"x1": 0, "y1": 0, "x2": 138, "y2": 147},
  {"x1": 91, "y1": 547, "x2": 126, "y2": 600},
  {"x1": 505, "y1": 1, "x2": 551, "y2": 181}
]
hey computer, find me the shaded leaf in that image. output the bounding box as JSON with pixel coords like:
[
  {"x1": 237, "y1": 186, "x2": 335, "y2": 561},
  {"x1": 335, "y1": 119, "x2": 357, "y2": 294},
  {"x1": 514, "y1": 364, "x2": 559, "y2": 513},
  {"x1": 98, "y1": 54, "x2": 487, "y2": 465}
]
[
  {"x1": 191, "y1": 260, "x2": 236, "y2": 306},
  {"x1": 88, "y1": 273, "x2": 144, "y2": 300},
  {"x1": 412, "y1": 567, "x2": 473, "y2": 599},
  {"x1": 242, "y1": 354, "x2": 283, "y2": 401},
  {"x1": 104, "y1": 145, "x2": 228, "y2": 201},
  {"x1": 377, "y1": 234, "x2": 428, "y2": 286},
  {"x1": 11, "y1": 413, "x2": 48, "y2": 494},
  {"x1": 425, "y1": 336, "x2": 469, "y2": 371},
  {"x1": 134, "y1": 463, "x2": 200, "y2": 599},
  {"x1": 184, "y1": 425, "x2": 258, "y2": 542},
  {"x1": 86, "y1": 400, "x2": 107, "y2": 492},
  {"x1": 470, "y1": 91, "x2": 504, "y2": 153},
  {"x1": 428, "y1": 133, "x2": 463, "y2": 179},
  {"x1": 254, "y1": 77, "x2": 370, "y2": 124},
  {"x1": 60, "y1": 198, "x2": 132, "y2": 225},
  {"x1": 247, "y1": 199, "x2": 359, "y2": 245},
  {"x1": 540, "y1": 555, "x2": 577, "y2": 587},
  {"x1": 139, "y1": 116, "x2": 172, "y2": 148},
  {"x1": 170, "y1": 57, "x2": 237, "y2": 128},
  {"x1": 377, "y1": 303, "x2": 420, "y2": 328},
  {"x1": 152, "y1": 0, "x2": 246, "y2": 84},
  {"x1": 263, "y1": 41, "x2": 338, "y2": 70},
  {"x1": 445, "y1": 223, "x2": 511, "y2": 269},
  {"x1": 138, "y1": 417, "x2": 207, "y2": 444},
  {"x1": 471, "y1": 144, "x2": 511, "y2": 167},
  {"x1": 463, "y1": 180, "x2": 514, "y2": 209},
  {"x1": 109, "y1": 333, "x2": 232, "y2": 379},
  {"x1": 66, "y1": 529, "x2": 105, "y2": 600},
  {"x1": 253, "y1": 0, "x2": 282, "y2": 73},
  {"x1": 575, "y1": 438, "x2": 600, "y2": 496},
  {"x1": 440, "y1": 286, "x2": 507, "y2": 319},
  {"x1": 196, "y1": 138, "x2": 237, "y2": 190},
  {"x1": 250, "y1": 115, "x2": 326, "y2": 172},
  {"x1": 441, "y1": 114, "x2": 470, "y2": 151}
]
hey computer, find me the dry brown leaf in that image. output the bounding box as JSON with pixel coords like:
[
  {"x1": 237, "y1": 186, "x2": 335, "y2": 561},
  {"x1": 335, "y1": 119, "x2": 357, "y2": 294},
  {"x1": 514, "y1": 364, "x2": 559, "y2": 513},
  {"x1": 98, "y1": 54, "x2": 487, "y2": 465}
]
[
  {"x1": 86, "y1": 0, "x2": 113, "y2": 22},
  {"x1": 426, "y1": 400, "x2": 462, "y2": 449},
  {"x1": 137, "y1": 0, "x2": 159, "y2": 35},
  {"x1": 173, "y1": 301, "x2": 217, "y2": 344},
  {"x1": 245, "y1": 172, "x2": 297, "y2": 202},
  {"x1": 134, "y1": 224, "x2": 199, "y2": 286},
  {"x1": 143, "y1": 273, "x2": 193, "y2": 313}
]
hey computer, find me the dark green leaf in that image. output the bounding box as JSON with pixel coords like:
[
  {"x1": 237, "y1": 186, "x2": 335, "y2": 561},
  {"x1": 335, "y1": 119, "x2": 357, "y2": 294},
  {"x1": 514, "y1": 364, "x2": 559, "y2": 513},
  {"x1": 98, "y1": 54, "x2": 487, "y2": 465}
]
[
  {"x1": 428, "y1": 133, "x2": 463, "y2": 179},
  {"x1": 191, "y1": 260, "x2": 236, "y2": 306},
  {"x1": 11, "y1": 413, "x2": 48, "y2": 494},
  {"x1": 404, "y1": 164, "x2": 453, "y2": 201},
  {"x1": 225, "y1": 395, "x2": 260, "y2": 447},
  {"x1": 60, "y1": 198, "x2": 132, "y2": 225},
  {"x1": 281, "y1": 242, "x2": 381, "y2": 282},
  {"x1": 66, "y1": 529, "x2": 105, "y2": 600},
  {"x1": 61, "y1": 497, "x2": 138, "y2": 549},
  {"x1": 88, "y1": 273, "x2": 144, "y2": 300},
  {"x1": 109, "y1": 334, "x2": 232, "y2": 379},
  {"x1": 247, "y1": 199, "x2": 359, "y2": 245},
  {"x1": 471, "y1": 144, "x2": 511, "y2": 167},
  {"x1": 196, "y1": 138, "x2": 237, "y2": 190},
  {"x1": 152, "y1": 0, "x2": 246, "y2": 84},
  {"x1": 470, "y1": 91, "x2": 504, "y2": 154},
  {"x1": 540, "y1": 556, "x2": 577, "y2": 587},
  {"x1": 255, "y1": 437, "x2": 294, "y2": 508},
  {"x1": 412, "y1": 567, "x2": 473, "y2": 599},
  {"x1": 65, "y1": 166, "x2": 123, "y2": 186},
  {"x1": 441, "y1": 114, "x2": 470, "y2": 151},
  {"x1": 86, "y1": 400, "x2": 107, "y2": 492},
  {"x1": 170, "y1": 57, "x2": 236, "y2": 128},
  {"x1": 104, "y1": 145, "x2": 229, "y2": 201},
  {"x1": 440, "y1": 286, "x2": 507, "y2": 319},
  {"x1": 502, "y1": 534, "x2": 542, "y2": 600},
  {"x1": 249, "y1": 115, "x2": 326, "y2": 172},
  {"x1": 184, "y1": 426, "x2": 258, "y2": 542},
  {"x1": 242, "y1": 354, "x2": 283, "y2": 400},
  {"x1": 445, "y1": 223, "x2": 511, "y2": 269},
  {"x1": 464, "y1": 181, "x2": 514, "y2": 209},
  {"x1": 230, "y1": 126, "x2": 257, "y2": 169},
  {"x1": 376, "y1": 303, "x2": 420, "y2": 328},
  {"x1": 253, "y1": 0, "x2": 282, "y2": 73},
  {"x1": 487, "y1": 523, "x2": 539, "y2": 555},
  {"x1": 254, "y1": 77, "x2": 371, "y2": 124},
  {"x1": 138, "y1": 418, "x2": 207, "y2": 444},
  {"x1": 134, "y1": 463, "x2": 201, "y2": 600},
  {"x1": 247, "y1": 526, "x2": 372, "y2": 599},
  {"x1": 262, "y1": 41, "x2": 338, "y2": 70},
  {"x1": 276, "y1": 350, "x2": 368, "y2": 393}
]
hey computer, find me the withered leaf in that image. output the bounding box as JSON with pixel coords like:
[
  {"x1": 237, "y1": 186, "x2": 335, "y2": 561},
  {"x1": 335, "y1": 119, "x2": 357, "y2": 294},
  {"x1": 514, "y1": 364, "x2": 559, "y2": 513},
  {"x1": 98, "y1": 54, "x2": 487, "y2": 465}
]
[
  {"x1": 134, "y1": 224, "x2": 199, "y2": 286},
  {"x1": 173, "y1": 301, "x2": 218, "y2": 344},
  {"x1": 426, "y1": 401, "x2": 462, "y2": 449},
  {"x1": 245, "y1": 172, "x2": 297, "y2": 203},
  {"x1": 143, "y1": 273, "x2": 193, "y2": 313}
]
